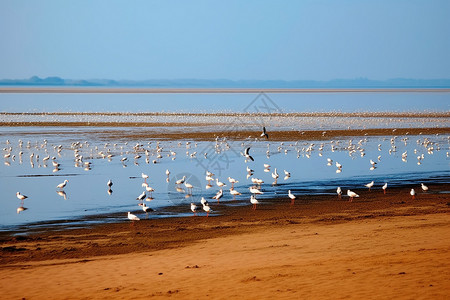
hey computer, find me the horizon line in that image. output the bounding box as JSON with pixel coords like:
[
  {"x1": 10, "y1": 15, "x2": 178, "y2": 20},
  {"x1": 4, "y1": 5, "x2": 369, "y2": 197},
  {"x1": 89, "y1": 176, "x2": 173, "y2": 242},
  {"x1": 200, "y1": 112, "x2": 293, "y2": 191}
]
[{"x1": 1, "y1": 87, "x2": 450, "y2": 94}]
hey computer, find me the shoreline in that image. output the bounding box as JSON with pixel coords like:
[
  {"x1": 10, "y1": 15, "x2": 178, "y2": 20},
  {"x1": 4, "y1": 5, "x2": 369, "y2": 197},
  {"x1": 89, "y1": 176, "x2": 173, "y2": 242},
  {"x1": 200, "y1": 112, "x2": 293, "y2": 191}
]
[
  {"x1": 0, "y1": 185, "x2": 449, "y2": 299},
  {"x1": 1, "y1": 184, "x2": 449, "y2": 265},
  {"x1": 1, "y1": 126, "x2": 449, "y2": 141}
]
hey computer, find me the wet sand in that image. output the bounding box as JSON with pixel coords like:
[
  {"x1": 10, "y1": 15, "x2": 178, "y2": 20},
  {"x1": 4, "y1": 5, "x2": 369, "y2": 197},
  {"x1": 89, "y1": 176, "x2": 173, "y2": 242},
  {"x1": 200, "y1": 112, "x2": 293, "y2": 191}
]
[
  {"x1": 1, "y1": 125, "x2": 449, "y2": 141},
  {"x1": 1, "y1": 186, "x2": 449, "y2": 299}
]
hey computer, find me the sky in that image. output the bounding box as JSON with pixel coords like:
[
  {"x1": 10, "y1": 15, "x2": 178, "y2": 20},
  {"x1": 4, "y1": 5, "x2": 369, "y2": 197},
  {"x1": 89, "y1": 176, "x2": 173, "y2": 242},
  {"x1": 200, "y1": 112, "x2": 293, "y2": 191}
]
[{"x1": 1, "y1": 1, "x2": 450, "y2": 81}]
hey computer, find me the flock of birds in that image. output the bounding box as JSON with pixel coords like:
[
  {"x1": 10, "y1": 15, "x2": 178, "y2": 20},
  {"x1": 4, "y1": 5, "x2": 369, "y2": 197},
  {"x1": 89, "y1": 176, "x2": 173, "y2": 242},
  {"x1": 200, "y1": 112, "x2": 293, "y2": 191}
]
[{"x1": 4, "y1": 125, "x2": 446, "y2": 222}]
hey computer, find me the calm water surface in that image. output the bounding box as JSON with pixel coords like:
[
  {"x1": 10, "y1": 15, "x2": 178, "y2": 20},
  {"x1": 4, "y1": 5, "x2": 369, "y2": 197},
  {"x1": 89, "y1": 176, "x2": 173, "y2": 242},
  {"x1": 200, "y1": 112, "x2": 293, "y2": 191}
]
[{"x1": 0, "y1": 127, "x2": 449, "y2": 232}]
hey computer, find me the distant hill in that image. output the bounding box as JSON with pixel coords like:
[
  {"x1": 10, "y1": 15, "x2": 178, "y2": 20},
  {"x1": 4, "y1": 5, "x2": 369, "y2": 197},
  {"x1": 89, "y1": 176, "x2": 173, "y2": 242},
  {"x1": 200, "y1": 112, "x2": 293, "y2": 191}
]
[{"x1": 1, "y1": 76, "x2": 450, "y2": 88}]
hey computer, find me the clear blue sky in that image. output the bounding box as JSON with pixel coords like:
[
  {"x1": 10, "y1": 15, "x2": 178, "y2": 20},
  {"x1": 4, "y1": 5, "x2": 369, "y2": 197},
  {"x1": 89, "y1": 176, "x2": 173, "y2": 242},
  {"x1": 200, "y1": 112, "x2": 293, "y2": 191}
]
[{"x1": 1, "y1": 0, "x2": 449, "y2": 81}]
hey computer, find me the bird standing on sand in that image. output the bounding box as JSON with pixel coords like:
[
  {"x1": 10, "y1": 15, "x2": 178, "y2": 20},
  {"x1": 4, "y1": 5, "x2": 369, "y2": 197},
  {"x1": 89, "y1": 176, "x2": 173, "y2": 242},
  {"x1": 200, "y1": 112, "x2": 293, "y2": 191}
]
[
  {"x1": 57, "y1": 179, "x2": 69, "y2": 190},
  {"x1": 421, "y1": 183, "x2": 428, "y2": 192},
  {"x1": 410, "y1": 188, "x2": 416, "y2": 199},
  {"x1": 261, "y1": 127, "x2": 269, "y2": 139},
  {"x1": 347, "y1": 190, "x2": 359, "y2": 202},
  {"x1": 288, "y1": 190, "x2": 296, "y2": 205},
  {"x1": 213, "y1": 189, "x2": 223, "y2": 203},
  {"x1": 250, "y1": 194, "x2": 259, "y2": 210},
  {"x1": 142, "y1": 203, "x2": 152, "y2": 215},
  {"x1": 365, "y1": 181, "x2": 374, "y2": 191},
  {"x1": 191, "y1": 203, "x2": 197, "y2": 216},
  {"x1": 127, "y1": 212, "x2": 140, "y2": 222},
  {"x1": 244, "y1": 147, "x2": 254, "y2": 162},
  {"x1": 202, "y1": 202, "x2": 212, "y2": 217},
  {"x1": 382, "y1": 183, "x2": 387, "y2": 194},
  {"x1": 337, "y1": 187, "x2": 342, "y2": 199}
]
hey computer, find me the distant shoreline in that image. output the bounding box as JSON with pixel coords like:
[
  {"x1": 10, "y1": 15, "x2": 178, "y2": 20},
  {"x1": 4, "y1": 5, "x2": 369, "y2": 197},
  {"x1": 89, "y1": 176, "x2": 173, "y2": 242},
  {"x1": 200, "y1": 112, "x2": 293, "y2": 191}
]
[{"x1": 1, "y1": 87, "x2": 450, "y2": 93}]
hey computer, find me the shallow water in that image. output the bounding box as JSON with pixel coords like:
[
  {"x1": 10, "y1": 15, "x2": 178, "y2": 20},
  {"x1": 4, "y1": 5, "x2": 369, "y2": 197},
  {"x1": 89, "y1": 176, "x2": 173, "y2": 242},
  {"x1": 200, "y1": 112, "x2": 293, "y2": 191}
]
[{"x1": 0, "y1": 125, "x2": 449, "y2": 232}]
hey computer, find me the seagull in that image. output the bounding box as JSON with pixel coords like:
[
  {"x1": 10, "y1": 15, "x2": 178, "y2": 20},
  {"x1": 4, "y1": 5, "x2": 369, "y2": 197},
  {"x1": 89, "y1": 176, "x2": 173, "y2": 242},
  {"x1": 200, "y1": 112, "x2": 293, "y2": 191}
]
[
  {"x1": 136, "y1": 191, "x2": 146, "y2": 201},
  {"x1": 246, "y1": 166, "x2": 254, "y2": 173},
  {"x1": 272, "y1": 168, "x2": 279, "y2": 179},
  {"x1": 16, "y1": 192, "x2": 28, "y2": 201},
  {"x1": 107, "y1": 179, "x2": 113, "y2": 188},
  {"x1": 365, "y1": 181, "x2": 374, "y2": 191},
  {"x1": 202, "y1": 202, "x2": 212, "y2": 217},
  {"x1": 370, "y1": 159, "x2": 377, "y2": 166},
  {"x1": 263, "y1": 163, "x2": 271, "y2": 169},
  {"x1": 410, "y1": 188, "x2": 416, "y2": 199},
  {"x1": 141, "y1": 173, "x2": 149, "y2": 182},
  {"x1": 175, "y1": 175, "x2": 186, "y2": 185},
  {"x1": 229, "y1": 188, "x2": 241, "y2": 200},
  {"x1": 216, "y1": 178, "x2": 226, "y2": 187},
  {"x1": 250, "y1": 194, "x2": 259, "y2": 210},
  {"x1": 382, "y1": 183, "x2": 387, "y2": 194},
  {"x1": 165, "y1": 169, "x2": 170, "y2": 177},
  {"x1": 244, "y1": 147, "x2": 254, "y2": 162},
  {"x1": 142, "y1": 203, "x2": 152, "y2": 214},
  {"x1": 249, "y1": 186, "x2": 263, "y2": 195},
  {"x1": 283, "y1": 170, "x2": 291, "y2": 177},
  {"x1": 347, "y1": 190, "x2": 359, "y2": 202},
  {"x1": 56, "y1": 179, "x2": 69, "y2": 190},
  {"x1": 184, "y1": 182, "x2": 193, "y2": 194},
  {"x1": 127, "y1": 212, "x2": 140, "y2": 222},
  {"x1": 227, "y1": 177, "x2": 238, "y2": 188},
  {"x1": 337, "y1": 187, "x2": 342, "y2": 199},
  {"x1": 213, "y1": 189, "x2": 223, "y2": 202},
  {"x1": 288, "y1": 190, "x2": 296, "y2": 205},
  {"x1": 145, "y1": 185, "x2": 155, "y2": 195},
  {"x1": 190, "y1": 202, "x2": 197, "y2": 216},
  {"x1": 261, "y1": 126, "x2": 269, "y2": 139},
  {"x1": 200, "y1": 197, "x2": 208, "y2": 206},
  {"x1": 421, "y1": 183, "x2": 429, "y2": 192}
]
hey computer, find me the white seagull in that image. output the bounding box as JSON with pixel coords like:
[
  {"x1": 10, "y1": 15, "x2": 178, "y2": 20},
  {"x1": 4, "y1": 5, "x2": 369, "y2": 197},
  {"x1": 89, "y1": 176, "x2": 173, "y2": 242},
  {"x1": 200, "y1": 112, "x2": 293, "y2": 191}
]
[
  {"x1": 229, "y1": 188, "x2": 241, "y2": 200},
  {"x1": 136, "y1": 191, "x2": 146, "y2": 201},
  {"x1": 127, "y1": 212, "x2": 140, "y2": 222},
  {"x1": 347, "y1": 190, "x2": 359, "y2": 202},
  {"x1": 382, "y1": 183, "x2": 387, "y2": 194},
  {"x1": 421, "y1": 183, "x2": 429, "y2": 192},
  {"x1": 216, "y1": 178, "x2": 226, "y2": 187},
  {"x1": 190, "y1": 202, "x2": 197, "y2": 216},
  {"x1": 16, "y1": 192, "x2": 28, "y2": 201},
  {"x1": 410, "y1": 188, "x2": 416, "y2": 199},
  {"x1": 250, "y1": 194, "x2": 259, "y2": 210},
  {"x1": 249, "y1": 186, "x2": 263, "y2": 195},
  {"x1": 213, "y1": 189, "x2": 223, "y2": 202},
  {"x1": 365, "y1": 181, "x2": 374, "y2": 191},
  {"x1": 227, "y1": 177, "x2": 238, "y2": 187},
  {"x1": 202, "y1": 202, "x2": 212, "y2": 217},
  {"x1": 288, "y1": 190, "x2": 296, "y2": 205},
  {"x1": 141, "y1": 173, "x2": 149, "y2": 182},
  {"x1": 57, "y1": 179, "x2": 69, "y2": 190},
  {"x1": 337, "y1": 187, "x2": 342, "y2": 199},
  {"x1": 107, "y1": 179, "x2": 113, "y2": 188},
  {"x1": 175, "y1": 175, "x2": 186, "y2": 185}
]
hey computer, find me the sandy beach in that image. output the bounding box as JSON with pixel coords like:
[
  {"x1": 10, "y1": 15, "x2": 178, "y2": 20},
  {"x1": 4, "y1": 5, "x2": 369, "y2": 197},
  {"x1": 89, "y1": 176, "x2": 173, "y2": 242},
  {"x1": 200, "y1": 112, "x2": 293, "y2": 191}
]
[{"x1": 1, "y1": 185, "x2": 449, "y2": 299}]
